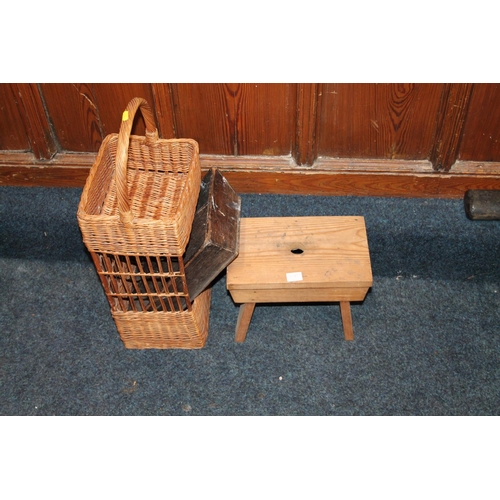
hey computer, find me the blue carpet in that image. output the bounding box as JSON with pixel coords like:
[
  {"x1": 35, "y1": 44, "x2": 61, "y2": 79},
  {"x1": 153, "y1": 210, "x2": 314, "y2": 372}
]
[{"x1": 1, "y1": 187, "x2": 499, "y2": 415}]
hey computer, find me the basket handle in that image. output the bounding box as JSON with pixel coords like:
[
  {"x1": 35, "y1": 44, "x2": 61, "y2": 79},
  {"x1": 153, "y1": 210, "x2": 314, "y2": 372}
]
[{"x1": 115, "y1": 97, "x2": 159, "y2": 225}]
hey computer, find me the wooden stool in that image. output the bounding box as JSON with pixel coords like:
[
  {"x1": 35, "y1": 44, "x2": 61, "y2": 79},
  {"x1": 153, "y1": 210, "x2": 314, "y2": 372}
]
[{"x1": 226, "y1": 216, "x2": 373, "y2": 342}]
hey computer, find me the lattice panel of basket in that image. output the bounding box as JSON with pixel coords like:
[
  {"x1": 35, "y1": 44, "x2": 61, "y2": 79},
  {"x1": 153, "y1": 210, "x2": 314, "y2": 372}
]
[{"x1": 91, "y1": 252, "x2": 191, "y2": 313}]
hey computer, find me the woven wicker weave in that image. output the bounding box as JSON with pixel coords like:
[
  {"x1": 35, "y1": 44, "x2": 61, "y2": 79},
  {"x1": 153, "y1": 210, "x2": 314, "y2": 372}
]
[
  {"x1": 112, "y1": 288, "x2": 212, "y2": 349},
  {"x1": 77, "y1": 97, "x2": 200, "y2": 255},
  {"x1": 78, "y1": 97, "x2": 210, "y2": 349}
]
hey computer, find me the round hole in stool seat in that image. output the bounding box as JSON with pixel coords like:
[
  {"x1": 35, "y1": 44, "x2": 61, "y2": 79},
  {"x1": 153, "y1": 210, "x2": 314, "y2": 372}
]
[{"x1": 291, "y1": 248, "x2": 304, "y2": 254}]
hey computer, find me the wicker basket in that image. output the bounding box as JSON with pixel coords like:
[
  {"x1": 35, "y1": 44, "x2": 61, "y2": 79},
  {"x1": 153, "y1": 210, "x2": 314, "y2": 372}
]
[
  {"x1": 77, "y1": 97, "x2": 200, "y2": 256},
  {"x1": 112, "y1": 288, "x2": 212, "y2": 349},
  {"x1": 78, "y1": 97, "x2": 210, "y2": 349}
]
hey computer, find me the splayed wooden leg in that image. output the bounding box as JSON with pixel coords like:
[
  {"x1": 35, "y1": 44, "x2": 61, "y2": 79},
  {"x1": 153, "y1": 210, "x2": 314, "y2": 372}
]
[
  {"x1": 340, "y1": 301, "x2": 354, "y2": 341},
  {"x1": 235, "y1": 303, "x2": 256, "y2": 342}
]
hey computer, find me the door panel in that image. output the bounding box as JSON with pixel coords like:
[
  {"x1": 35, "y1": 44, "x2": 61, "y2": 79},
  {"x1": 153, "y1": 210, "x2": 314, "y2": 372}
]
[
  {"x1": 234, "y1": 83, "x2": 295, "y2": 156},
  {"x1": 0, "y1": 84, "x2": 31, "y2": 151},
  {"x1": 171, "y1": 83, "x2": 295, "y2": 156},
  {"x1": 40, "y1": 83, "x2": 102, "y2": 152},
  {"x1": 317, "y1": 83, "x2": 443, "y2": 160},
  {"x1": 172, "y1": 83, "x2": 235, "y2": 155},
  {"x1": 458, "y1": 84, "x2": 500, "y2": 162}
]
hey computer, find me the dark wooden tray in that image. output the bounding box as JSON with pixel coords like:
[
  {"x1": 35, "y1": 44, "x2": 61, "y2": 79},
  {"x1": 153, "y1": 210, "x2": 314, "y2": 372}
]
[{"x1": 184, "y1": 168, "x2": 241, "y2": 301}]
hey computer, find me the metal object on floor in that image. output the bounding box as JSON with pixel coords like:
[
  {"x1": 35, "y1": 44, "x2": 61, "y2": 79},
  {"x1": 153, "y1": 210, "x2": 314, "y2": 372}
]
[{"x1": 464, "y1": 190, "x2": 500, "y2": 220}]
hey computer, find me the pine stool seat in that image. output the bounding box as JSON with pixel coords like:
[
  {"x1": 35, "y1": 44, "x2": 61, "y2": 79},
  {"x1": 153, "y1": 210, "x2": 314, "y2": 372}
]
[{"x1": 226, "y1": 216, "x2": 373, "y2": 342}]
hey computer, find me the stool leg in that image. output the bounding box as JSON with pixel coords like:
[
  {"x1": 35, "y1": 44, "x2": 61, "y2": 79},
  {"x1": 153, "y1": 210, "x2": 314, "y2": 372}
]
[
  {"x1": 339, "y1": 301, "x2": 354, "y2": 341},
  {"x1": 235, "y1": 303, "x2": 256, "y2": 343}
]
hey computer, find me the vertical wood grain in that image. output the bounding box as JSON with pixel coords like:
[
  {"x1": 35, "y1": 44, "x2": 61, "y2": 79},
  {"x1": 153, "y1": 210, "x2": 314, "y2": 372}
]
[
  {"x1": 93, "y1": 83, "x2": 156, "y2": 137},
  {"x1": 317, "y1": 83, "x2": 443, "y2": 160},
  {"x1": 171, "y1": 84, "x2": 234, "y2": 155},
  {"x1": 235, "y1": 83, "x2": 295, "y2": 156},
  {"x1": 10, "y1": 84, "x2": 58, "y2": 160},
  {"x1": 39, "y1": 83, "x2": 103, "y2": 152},
  {"x1": 294, "y1": 83, "x2": 322, "y2": 166},
  {"x1": 171, "y1": 84, "x2": 295, "y2": 156},
  {"x1": 428, "y1": 83, "x2": 474, "y2": 171},
  {"x1": 0, "y1": 84, "x2": 31, "y2": 151},
  {"x1": 457, "y1": 83, "x2": 500, "y2": 162},
  {"x1": 151, "y1": 83, "x2": 176, "y2": 138}
]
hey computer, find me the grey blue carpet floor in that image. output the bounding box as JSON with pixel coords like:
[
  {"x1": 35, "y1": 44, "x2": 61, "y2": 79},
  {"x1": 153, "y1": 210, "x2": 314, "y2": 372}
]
[{"x1": 1, "y1": 187, "x2": 499, "y2": 415}]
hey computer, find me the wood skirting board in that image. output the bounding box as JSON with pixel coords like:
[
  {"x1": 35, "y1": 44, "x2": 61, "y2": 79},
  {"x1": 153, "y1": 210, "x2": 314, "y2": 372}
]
[{"x1": 1, "y1": 151, "x2": 500, "y2": 198}]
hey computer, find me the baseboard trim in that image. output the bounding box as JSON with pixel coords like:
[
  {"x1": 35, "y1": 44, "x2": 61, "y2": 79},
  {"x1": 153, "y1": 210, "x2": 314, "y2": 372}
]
[{"x1": 1, "y1": 152, "x2": 500, "y2": 198}]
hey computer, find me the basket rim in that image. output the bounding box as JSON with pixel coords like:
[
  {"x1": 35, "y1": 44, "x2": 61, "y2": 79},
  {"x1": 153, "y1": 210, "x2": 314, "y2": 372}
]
[
  {"x1": 101, "y1": 133, "x2": 200, "y2": 146},
  {"x1": 77, "y1": 134, "x2": 199, "y2": 222}
]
